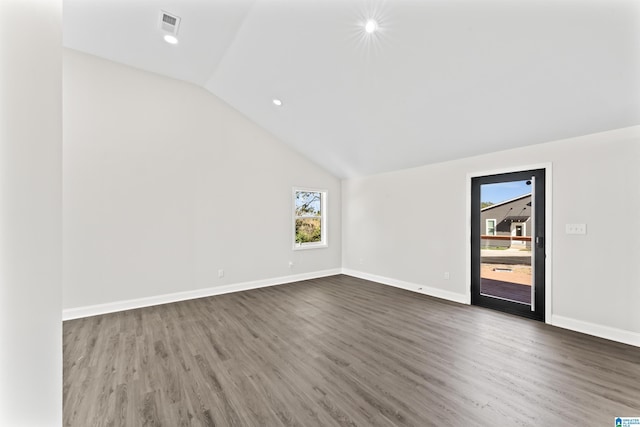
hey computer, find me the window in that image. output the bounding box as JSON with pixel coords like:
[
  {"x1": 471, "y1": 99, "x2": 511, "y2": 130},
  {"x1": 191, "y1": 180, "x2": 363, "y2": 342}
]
[
  {"x1": 486, "y1": 219, "x2": 496, "y2": 236},
  {"x1": 293, "y1": 188, "x2": 327, "y2": 249}
]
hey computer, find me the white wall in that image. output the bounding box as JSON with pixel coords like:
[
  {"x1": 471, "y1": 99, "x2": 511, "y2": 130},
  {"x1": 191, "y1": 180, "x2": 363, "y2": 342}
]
[
  {"x1": 63, "y1": 49, "x2": 341, "y2": 311},
  {"x1": 343, "y1": 127, "x2": 640, "y2": 344},
  {"x1": 0, "y1": 0, "x2": 62, "y2": 425},
  {"x1": 62, "y1": 47, "x2": 638, "y2": 347}
]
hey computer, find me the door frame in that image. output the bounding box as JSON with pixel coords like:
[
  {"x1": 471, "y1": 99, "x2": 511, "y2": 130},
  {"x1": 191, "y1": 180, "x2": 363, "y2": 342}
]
[{"x1": 465, "y1": 163, "x2": 553, "y2": 324}]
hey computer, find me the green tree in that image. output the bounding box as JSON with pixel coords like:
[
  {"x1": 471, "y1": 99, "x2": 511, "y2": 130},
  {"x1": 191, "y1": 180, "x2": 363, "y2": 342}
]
[
  {"x1": 295, "y1": 192, "x2": 322, "y2": 244},
  {"x1": 295, "y1": 192, "x2": 321, "y2": 216}
]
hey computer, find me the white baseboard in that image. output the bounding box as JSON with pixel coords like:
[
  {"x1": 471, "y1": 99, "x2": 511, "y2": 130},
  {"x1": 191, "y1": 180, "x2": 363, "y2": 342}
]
[
  {"x1": 343, "y1": 269, "x2": 639, "y2": 348},
  {"x1": 63, "y1": 268, "x2": 640, "y2": 348},
  {"x1": 551, "y1": 315, "x2": 640, "y2": 347},
  {"x1": 62, "y1": 268, "x2": 342, "y2": 321},
  {"x1": 341, "y1": 268, "x2": 468, "y2": 305}
]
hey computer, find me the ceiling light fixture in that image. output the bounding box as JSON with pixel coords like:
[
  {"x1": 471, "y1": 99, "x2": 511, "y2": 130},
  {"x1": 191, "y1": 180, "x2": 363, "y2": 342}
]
[
  {"x1": 365, "y1": 19, "x2": 378, "y2": 34},
  {"x1": 164, "y1": 34, "x2": 178, "y2": 44},
  {"x1": 272, "y1": 99, "x2": 283, "y2": 107}
]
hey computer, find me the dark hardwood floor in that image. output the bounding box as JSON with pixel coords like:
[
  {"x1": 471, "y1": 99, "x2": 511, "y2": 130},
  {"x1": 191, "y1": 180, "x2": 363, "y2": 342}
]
[{"x1": 63, "y1": 275, "x2": 640, "y2": 426}]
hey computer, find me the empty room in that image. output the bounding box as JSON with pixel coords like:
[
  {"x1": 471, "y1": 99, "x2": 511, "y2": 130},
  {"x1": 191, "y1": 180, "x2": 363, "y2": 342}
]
[{"x1": 1, "y1": 0, "x2": 639, "y2": 426}]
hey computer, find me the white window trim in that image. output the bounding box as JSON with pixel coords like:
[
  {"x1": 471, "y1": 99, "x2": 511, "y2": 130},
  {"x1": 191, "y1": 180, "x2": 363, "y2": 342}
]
[
  {"x1": 292, "y1": 187, "x2": 328, "y2": 250},
  {"x1": 486, "y1": 219, "x2": 496, "y2": 236}
]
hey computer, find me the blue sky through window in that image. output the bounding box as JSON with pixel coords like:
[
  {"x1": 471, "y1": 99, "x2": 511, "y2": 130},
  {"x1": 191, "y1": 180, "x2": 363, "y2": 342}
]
[
  {"x1": 481, "y1": 180, "x2": 531, "y2": 205},
  {"x1": 295, "y1": 191, "x2": 321, "y2": 216}
]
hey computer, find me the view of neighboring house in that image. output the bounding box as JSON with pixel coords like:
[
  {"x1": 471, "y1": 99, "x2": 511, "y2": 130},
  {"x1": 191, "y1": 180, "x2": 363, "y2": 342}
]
[{"x1": 480, "y1": 194, "x2": 532, "y2": 249}]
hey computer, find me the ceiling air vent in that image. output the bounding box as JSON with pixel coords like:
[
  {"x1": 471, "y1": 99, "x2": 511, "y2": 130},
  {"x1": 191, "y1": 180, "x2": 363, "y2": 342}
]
[{"x1": 159, "y1": 11, "x2": 181, "y2": 35}]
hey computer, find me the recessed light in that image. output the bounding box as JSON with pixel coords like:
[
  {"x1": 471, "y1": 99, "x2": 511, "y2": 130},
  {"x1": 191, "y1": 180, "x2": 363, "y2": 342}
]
[
  {"x1": 164, "y1": 34, "x2": 178, "y2": 44},
  {"x1": 272, "y1": 99, "x2": 283, "y2": 107},
  {"x1": 365, "y1": 19, "x2": 378, "y2": 34}
]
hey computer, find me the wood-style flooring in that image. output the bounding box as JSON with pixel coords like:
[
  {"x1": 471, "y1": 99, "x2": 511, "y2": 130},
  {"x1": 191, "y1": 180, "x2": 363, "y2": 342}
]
[{"x1": 63, "y1": 275, "x2": 640, "y2": 426}]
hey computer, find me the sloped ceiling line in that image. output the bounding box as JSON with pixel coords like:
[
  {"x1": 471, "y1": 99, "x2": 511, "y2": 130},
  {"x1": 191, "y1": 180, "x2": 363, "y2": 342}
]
[{"x1": 64, "y1": 0, "x2": 640, "y2": 178}]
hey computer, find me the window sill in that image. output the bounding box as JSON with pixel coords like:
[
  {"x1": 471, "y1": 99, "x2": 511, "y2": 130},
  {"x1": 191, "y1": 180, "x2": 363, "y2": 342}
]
[{"x1": 293, "y1": 243, "x2": 328, "y2": 251}]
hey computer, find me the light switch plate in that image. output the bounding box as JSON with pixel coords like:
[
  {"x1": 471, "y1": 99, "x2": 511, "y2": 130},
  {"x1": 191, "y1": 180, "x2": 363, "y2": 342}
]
[{"x1": 565, "y1": 224, "x2": 587, "y2": 235}]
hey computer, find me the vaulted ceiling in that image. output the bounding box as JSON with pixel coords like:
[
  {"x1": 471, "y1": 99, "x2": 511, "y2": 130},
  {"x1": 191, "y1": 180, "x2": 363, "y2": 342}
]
[{"x1": 64, "y1": 0, "x2": 640, "y2": 178}]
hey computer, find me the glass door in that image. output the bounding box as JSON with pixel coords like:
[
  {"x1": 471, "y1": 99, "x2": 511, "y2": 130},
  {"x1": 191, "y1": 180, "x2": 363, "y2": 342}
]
[{"x1": 471, "y1": 169, "x2": 545, "y2": 321}]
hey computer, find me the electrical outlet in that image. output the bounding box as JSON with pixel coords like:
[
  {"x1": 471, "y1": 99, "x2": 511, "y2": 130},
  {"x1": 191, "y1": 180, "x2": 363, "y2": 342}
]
[
  {"x1": 444, "y1": 272, "x2": 450, "y2": 280},
  {"x1": 288, "y1": 261, "x2": 294, "y2": 268},
  {"x1": 218, "y1": 269, "x2": 224, "y2": 278}
]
